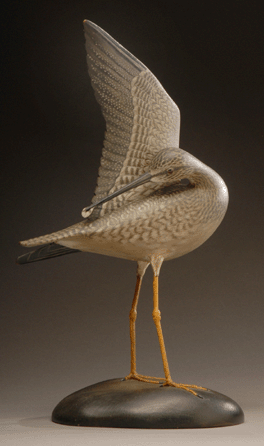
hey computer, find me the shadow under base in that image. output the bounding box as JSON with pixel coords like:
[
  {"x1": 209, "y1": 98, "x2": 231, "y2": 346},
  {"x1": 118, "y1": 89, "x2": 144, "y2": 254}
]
[{"x1": 52, "y1": 378, "x2": 244, "y2": 429}]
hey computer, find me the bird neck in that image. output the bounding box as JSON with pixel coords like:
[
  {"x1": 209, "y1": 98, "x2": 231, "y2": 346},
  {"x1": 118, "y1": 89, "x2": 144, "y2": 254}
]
[{"x1": 191, "y1": 166, "x2": 229, "y2": 226}]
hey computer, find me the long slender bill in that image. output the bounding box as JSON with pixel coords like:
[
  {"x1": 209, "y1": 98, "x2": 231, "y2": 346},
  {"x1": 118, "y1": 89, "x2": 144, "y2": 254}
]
[{"x1": 82, "y1": 172, "x2": 152, "y2": 217}]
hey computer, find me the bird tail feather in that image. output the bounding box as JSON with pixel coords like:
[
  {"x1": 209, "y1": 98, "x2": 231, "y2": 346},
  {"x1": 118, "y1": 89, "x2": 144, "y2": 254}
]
[{"x1": 17, "y1": 243, "x2": 80, "y2": 265}]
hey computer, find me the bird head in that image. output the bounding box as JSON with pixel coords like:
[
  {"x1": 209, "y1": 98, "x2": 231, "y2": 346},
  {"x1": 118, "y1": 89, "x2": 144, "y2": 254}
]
[{"x1": 147, "y1": 148, "x2": 195, "y2": 186}]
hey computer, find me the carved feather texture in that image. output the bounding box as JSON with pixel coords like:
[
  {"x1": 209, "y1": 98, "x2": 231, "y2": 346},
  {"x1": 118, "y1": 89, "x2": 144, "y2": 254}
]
[{"x1": 84, "y1": 21, "x2": 180, "y2": 219}]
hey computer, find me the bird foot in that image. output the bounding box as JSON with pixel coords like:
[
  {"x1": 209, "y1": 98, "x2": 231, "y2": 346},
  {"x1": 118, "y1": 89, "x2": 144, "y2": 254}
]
[
  {"x1": 125, "y1": 373, "x2": 207, "y2": 397},
  {"x1": 163, "y1": 379, "x2": 208, "y2": 397},
  {"x1": 125, "y1": 374, "x2": 207, "y2": 397},
  {"x1": 125, "y1": 372, "x2": 166, "y2": 384}
]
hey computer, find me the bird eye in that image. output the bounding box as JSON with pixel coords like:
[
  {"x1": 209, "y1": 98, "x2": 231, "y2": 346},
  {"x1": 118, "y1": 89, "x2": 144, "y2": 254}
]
[{"x1": 167, "y1": 168, "x2": 173, "y2": 174}]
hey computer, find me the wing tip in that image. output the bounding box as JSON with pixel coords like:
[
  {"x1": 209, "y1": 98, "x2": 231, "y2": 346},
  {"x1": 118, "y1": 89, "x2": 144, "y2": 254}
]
[
  {"x1": 83, "y1": 20, "x2": 106, "y2": 36},
  {"x1": 16, "y1": 253, "x2": 30, "y2": 265},
  {"x1": 17, "y1": 243, "x2": 80, "y2": 265},
  {"x1": 83, "y1": 19, "x2": 147, "y2": 73},
  {"x1": 83, "y1": 19, "x2": 94, "y2": 30}
]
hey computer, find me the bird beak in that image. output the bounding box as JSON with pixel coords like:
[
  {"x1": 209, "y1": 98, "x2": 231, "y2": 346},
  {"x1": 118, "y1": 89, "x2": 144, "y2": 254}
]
[{"x1": 82, "y1": 172, "x2": 152, "y2": 217}]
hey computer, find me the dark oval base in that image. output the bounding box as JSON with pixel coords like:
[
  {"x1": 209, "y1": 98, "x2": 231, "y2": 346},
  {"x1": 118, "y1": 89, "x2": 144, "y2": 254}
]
[{"x1": 52, "y1": 378, "x2": 244, "y2": 429}]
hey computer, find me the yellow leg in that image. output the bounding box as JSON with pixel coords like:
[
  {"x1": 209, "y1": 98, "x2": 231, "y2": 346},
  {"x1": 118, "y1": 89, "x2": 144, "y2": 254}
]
[
  {"x1": 151, "y1": 254, "x2": 207, "y2": 397},
  {"x1": 151, "y1": 254, "x2": 172, "y2": 382},
  {"x1": 129, "y1": 273, "x2": 142, "y2": 376},
  {"x1": 126, "y1": 255, "x2": 207, "y2": 397},
  {"x1": 125, "y1": 261, "x2": 152, "y2": 382},
  {"x1": 153, "y1": 275, "x2": 172, "y2": 381},
  {"x1": 126, "y1": 258, "x2": 169, "y2": 384}
]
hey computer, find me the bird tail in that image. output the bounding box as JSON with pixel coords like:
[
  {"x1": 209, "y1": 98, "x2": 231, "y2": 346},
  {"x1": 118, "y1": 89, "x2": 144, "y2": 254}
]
[{"x1": 17, "y1": 243, "x2": 80, "y2": 265}]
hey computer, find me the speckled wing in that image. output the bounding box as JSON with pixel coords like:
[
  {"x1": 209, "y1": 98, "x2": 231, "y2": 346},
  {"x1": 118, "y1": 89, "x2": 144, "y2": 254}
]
[{"x1": 83, "y1": 20, "x2": 180, "y2": 218}]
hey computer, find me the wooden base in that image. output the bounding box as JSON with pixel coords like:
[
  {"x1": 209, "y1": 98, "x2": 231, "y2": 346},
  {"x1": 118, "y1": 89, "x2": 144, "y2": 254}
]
[{"x1": 52, "y1": 378, "x2": 244, "y2": 429}]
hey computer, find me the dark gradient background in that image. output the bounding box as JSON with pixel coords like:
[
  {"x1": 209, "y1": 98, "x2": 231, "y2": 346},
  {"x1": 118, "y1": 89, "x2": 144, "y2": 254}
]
[{"x1": 1, "y1": 0, "x2": 263, "y2": 416}]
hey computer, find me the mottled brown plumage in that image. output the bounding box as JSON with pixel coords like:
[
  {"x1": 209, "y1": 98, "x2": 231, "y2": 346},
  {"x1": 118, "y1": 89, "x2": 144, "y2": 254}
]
[{"x1": 19, "y1": 21, "x2": 228, "y2": 396}]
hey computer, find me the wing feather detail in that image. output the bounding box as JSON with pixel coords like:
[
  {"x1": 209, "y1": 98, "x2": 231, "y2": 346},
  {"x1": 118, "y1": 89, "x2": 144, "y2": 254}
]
[{"x1": 83, "y1": 21, "x2": 180, "y2": 218}]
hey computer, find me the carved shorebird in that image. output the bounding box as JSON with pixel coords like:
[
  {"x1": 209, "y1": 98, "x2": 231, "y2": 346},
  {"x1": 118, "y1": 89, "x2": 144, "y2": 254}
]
[{"x1": 18, "y1": 20, "x2": 229, "y2": 396}]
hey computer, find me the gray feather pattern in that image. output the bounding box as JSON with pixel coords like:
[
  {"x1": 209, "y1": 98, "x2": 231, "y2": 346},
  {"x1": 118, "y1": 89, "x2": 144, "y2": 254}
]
[{"x1": 84, "y1": 21, "x2": 180, "y2": 219}]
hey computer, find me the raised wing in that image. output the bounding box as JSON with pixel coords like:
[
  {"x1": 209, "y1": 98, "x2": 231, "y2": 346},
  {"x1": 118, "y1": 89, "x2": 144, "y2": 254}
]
[{"x1": 83, "y1": 20, "x2": 180, "y2": 219}]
